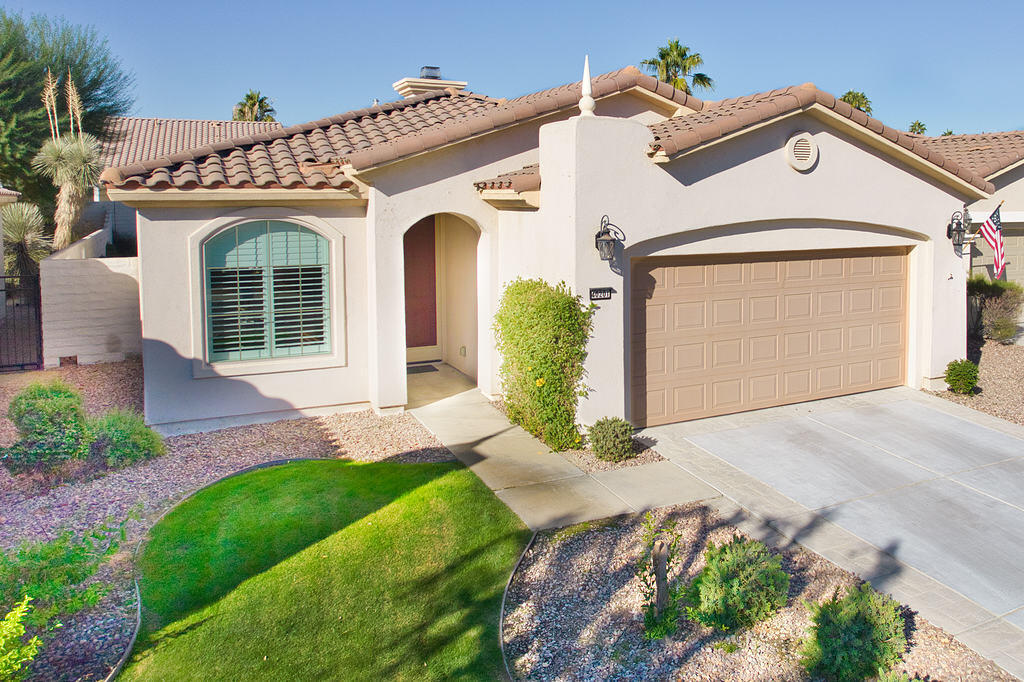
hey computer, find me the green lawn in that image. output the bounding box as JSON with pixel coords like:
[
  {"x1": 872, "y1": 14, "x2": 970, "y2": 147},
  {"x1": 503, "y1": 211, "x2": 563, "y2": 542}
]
[{"x1": 122, "y1": 459, "x2": 529, "y2": 681}]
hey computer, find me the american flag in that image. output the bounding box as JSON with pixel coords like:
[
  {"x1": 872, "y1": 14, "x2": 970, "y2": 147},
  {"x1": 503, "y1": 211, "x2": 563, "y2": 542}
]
[{"x1": 979, "y1": 205, "x2": 1006, "y2": 279}]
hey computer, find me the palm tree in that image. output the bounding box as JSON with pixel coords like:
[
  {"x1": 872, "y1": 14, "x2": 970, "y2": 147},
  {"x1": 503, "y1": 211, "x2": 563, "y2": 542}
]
[
  {"x1": 641, "y1": 40, "x2": 713, "y2": 94},
  {"x1": 233, "y1": 90, "x2": 276, "y2": 122},
  {"x1": 908, "y1": 120, "x2": 927, "y2": 134},
  {"x1": 2, "y1": 202, "x2": 49, "y2": 277},
  {"x1": 839, "y1": 90, "x2": 872, "y2": 115},
  {"x1": 941, "y1": 129, "x2": 954, "y2": 136},
  {"x1": 30, "y1": 71, "x2": 103, "y2": 251}
]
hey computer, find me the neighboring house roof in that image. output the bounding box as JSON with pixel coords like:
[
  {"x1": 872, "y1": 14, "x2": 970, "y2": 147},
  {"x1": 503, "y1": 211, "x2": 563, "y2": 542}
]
[
  {"x1": 474, "y1": 164, "x2": 540, "y2": 192},
  {"x1": 101, "y1": 117, "x2": 283, "y2": 169},
  {"x1": 913, "y1": 131, "x2": 1024, "y2": 180},
  {"x1": 646, "y1": 83, "x2": 994, "y2": 194},
  {"x1": 0, "y1": 187, "x2": 21, "y2": 198},
  {"x1": 100, "y1": 67, "x2": 701, "y2": 191}
]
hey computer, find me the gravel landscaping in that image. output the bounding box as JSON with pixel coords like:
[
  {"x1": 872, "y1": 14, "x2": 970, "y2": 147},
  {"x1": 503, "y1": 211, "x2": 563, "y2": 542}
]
[
  {"x1": 0, "y1": 360, "x2": 453, "y2": 681},
  {"x1": 931, "y1": 339, "x2": 1024, "y2": 426},
  {"x1": 503, "y1": 503, "x2": 1018, "y2": 681}
]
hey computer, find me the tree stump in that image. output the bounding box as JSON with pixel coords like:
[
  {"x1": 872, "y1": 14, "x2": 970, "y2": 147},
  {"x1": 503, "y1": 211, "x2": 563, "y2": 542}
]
[{"x1": 653, "y1": 539, "x2": 668, "y2": 617}]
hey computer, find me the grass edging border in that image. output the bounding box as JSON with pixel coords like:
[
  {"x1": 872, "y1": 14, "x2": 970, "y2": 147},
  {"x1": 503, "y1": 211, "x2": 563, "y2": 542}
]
[
  {"x1": 500, "y1": 529, "x2": 538, "y2": 682},
  {"x1": 100, "y1": 457, "x2": 324, "y2": 680}
]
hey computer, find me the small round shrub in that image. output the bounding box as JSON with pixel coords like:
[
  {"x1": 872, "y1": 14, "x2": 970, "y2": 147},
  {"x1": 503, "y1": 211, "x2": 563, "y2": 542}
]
[
  {"x1": 800, "y1": 583, "x2": 907, "y2": 682},
  {"x1": 89, "y1": 409, "x2": 165, "y2": 468},
  {"x1": 683, "y1": 535, "x2": 790, "y2": 632},
  {"x1": 944, "y1": 359, "x2": 978, "y2": 395},
  {"x1": 588, "y1": 417, "x2": 635, "y2": 461},
  {"x1": 3, "y1": 380, "x2": 90, "y2": 472}
]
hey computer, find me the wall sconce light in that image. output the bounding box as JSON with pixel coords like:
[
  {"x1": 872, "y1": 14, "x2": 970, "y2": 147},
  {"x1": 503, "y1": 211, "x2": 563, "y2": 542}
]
[
  {"x1": 594, "y1": 215, "x2": 625, "y2": 261},
  {"x1": 947, "y1": 208, "x2": 970, "y2": 249}
]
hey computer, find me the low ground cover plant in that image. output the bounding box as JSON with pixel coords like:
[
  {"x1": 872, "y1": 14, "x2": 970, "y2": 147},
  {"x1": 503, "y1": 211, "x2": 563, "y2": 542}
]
[
  {"x1": 683, "y1": 535, "x2": 789, "y2": 632},
  {"x1": 493, "y1": 278, "x2": 595, "y2": 450},
  {"x1": 635, "y1": 512, "x2": 683, "y2": 639},
  {"x1": 588, "y1": 417, "x2": 636, "y2": 461},
  {"x1": 0, "y1": 597, "x2": 42, "y2": 681},
  {"x1": 1, "y1": 381, "x2": 164, "y2": 477},
  {"x1": 800, "y1": 582, "x2": 907, "y2": 682},
  {"x1": 0, "y1": 522, "x2": 125, "y2": 628},
  {"x1": 944, "y1": 359, "x2": 979, "y2": 395}
]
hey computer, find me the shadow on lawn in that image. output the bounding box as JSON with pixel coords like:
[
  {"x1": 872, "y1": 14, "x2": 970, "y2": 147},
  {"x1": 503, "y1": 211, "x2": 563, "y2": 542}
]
[{"x1": 137, "y1": 453, "x2": 458, "y2": 632}]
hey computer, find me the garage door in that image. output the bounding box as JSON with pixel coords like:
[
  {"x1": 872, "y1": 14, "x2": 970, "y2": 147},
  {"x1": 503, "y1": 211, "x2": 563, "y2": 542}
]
[{"x1": 632, "y1": 248, "x2": 908, "y2": 427}]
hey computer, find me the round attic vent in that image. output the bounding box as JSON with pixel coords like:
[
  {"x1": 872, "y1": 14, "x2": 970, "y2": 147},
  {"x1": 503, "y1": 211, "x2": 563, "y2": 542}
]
[{"x1": 786, "y1": 132, "x2": 818, "y2": 171}]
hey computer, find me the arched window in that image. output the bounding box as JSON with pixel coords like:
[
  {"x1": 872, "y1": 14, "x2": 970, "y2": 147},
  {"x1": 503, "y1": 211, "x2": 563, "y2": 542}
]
[{"x1": 204, "y1": 221, "x2": 330, "y2": 362}]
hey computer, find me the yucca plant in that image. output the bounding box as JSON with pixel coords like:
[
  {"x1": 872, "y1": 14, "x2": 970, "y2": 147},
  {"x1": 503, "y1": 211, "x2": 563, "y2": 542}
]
[
  {"x1": 2, "y1": 202, "x2": 49, "y2": 277},
  {"x1": 30, "y1": 70, "x2": 103, "y2": 251}
]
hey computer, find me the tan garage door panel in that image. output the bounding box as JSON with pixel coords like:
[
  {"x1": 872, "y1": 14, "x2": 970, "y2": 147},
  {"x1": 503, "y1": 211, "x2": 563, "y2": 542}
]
[{"x1": 632, "y1": 248, "x2": 908, "y2": 427}]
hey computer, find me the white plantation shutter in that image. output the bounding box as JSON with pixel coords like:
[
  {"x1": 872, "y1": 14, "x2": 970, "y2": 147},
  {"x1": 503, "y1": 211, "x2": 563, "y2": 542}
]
[{"x1": 205, "y1": 221, "x2": 330, "y2": 362}]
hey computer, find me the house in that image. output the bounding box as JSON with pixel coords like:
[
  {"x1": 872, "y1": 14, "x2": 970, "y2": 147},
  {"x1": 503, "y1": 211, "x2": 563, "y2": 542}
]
[
  {"x1": 97, "y1": 64, "x2": 993, "y2": 434},
  {"x1": 915, "y1": 131, "x2": 1024, "y2": 298}
]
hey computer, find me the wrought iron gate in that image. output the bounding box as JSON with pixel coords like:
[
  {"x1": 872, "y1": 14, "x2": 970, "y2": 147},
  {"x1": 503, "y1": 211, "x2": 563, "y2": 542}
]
[{"x1": 0, "y1": 275, "x2": 42, "y2": 371}]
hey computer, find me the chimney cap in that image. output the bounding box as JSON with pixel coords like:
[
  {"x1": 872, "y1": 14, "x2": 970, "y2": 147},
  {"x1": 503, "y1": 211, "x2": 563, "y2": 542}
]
[{"x1": 420, "y1": 66, "x2": 442, "y2": 79}]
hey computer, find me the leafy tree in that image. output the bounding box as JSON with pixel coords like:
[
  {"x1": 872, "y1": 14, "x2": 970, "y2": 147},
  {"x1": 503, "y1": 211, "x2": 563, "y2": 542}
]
[
  {"x1": 233, "y1": 90, "x2": 276, "y2": 122},
  {"x1": 941, "y1": 129, "x2": 954, "y2": 136},
  {"x1": 839, "y1": 90, "x2": 872, "y2": 115},
  {"x1": 908, "y1": 120, "x2": 926, "y2": 134},
  {"x1": 641, "y1": 39, "x2": 713, "y2": 94},
  {"x1": 1, "y1": 202, "x2": 49, "y2": 277},
  {"x1": 0, "y1": 9, "x2": 133, "y2": 211},
  {"x1": 0, "y1": 597, "x2": 41, "y2": 681},
  {"x1": 32, "y1": 72, "x2": 103, "y2": 250}
]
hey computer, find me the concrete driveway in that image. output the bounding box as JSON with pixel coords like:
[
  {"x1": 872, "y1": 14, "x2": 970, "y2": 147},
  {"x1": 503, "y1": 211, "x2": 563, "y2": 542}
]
[{"x1": 641, "y1": 387, "x2": 1024, "y2": 678}]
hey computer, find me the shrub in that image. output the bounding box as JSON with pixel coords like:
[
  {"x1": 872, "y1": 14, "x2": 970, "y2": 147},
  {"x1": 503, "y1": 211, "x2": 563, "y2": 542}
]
[
  {"x1": 588, "y1": 417, "x2": 635, "y2": 461},
  {"x1": 683, "y1": 536, "x2": 790, "y2": 632},
  {"x1": 969, "y1": 276, "x2": 1023, "y2": 342},
  {"x1": 89, "y1": 409, "x2": 165, "y2": 468},
  {"x1": 493, "y1": 279, "x2": 596, "y2": 450},
  {"x1": 800, "y1": 583, "x2": 907, "y2": 682},
  {"x1": 944, "y1": 359, "x2": 978, "y2": 395},
  {"x1": 3, "y1": 381, "x2": 90, "y2": 473},
  {"x1": 636, "y1": 512, "x2": 682, "y2": 639},
  {"x1": 0, "y1": 522, "x2": 124, "y2": 628},
  {"x1": 0, "y1": 597, "x2": 42, "y2": 681},
  {"x1": 875, "y1": 670, "x2": 920, "y2": 682}
]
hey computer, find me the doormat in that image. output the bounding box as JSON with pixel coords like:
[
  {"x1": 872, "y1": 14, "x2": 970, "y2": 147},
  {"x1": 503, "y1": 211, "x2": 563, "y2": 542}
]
[{"x1": 407, "y1": 364, "x2": 439, "y2": 374}]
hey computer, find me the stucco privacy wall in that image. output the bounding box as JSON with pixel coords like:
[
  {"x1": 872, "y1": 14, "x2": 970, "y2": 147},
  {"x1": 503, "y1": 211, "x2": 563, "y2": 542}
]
[
  {"x1": 523, "y1": 113, "x2": 972, "y2": 425},
  {"x1": 136, "y1": 205, "x2": 368, "y2": 433},
  {"x1": 40, "y1": 232, "x2": 142, "y2": 367}
]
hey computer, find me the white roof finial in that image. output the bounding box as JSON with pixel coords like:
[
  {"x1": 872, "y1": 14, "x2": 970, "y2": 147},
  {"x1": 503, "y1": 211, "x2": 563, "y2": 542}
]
[{"x1": 579, "y1": 55, "x2": 596, "y2": 117}]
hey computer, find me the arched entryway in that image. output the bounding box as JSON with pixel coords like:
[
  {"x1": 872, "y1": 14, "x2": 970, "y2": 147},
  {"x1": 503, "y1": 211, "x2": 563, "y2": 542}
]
[{"x1": 403, "y1": 213, "x2": 480, "y2": 408}]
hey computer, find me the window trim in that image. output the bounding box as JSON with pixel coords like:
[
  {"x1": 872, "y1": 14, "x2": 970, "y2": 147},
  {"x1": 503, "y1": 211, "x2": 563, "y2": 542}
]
[{"x1": 186, "y1": 209, "x2": 347, "y2": 380}]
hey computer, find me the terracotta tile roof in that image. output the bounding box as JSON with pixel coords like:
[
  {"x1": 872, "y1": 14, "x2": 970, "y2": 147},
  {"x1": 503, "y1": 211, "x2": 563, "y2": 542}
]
[
  {"x1": 101, "y1": 67, "x2": 701, "y2": 191},
  {"x1": 0, "y1": 187, "x2": 20, "y2": 198},
  {"x1": 101, "y1": 117, "x2": 283, "y2": 169},
  {"x1": 647, "y1": 84, "x2": 994, "y2": 194},
  {"x1": 912, "y1": 131, "x2": 1024, "y2": 179},
  {"x1": 474, "y1": 164, "x2": 540, "y2": 192}
]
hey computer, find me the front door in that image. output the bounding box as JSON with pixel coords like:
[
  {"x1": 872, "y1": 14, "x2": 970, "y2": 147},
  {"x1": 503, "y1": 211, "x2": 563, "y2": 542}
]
[{"x1": 404, "y1": 217, "x2": 440, "y2": 362}]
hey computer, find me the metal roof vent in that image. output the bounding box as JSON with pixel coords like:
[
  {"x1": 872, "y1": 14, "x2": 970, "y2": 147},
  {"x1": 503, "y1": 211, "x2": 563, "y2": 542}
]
[
  {"x1": 786, "y1": 132, "x2": 818, "y2": 171},
  {"x1": 420, "y1": 66, "x2": 442, "y2": 79}
]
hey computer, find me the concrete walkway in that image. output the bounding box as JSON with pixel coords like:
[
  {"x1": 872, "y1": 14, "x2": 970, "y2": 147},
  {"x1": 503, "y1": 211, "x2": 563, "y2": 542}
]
[
  {"x1": 641, "y1": 386, "x2": 1024, "y2": 679},
  {"x1": 410, "y1": 389, "x2": 720, "y2": 530}
]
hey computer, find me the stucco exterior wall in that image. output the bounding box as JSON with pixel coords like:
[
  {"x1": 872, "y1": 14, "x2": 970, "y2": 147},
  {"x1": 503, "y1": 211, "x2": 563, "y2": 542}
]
[
  {"x1": 513, "y1": 113, "x2": 972, "y2": 425},
  {"x1": 40, "y1": 256, "x2": 141, "y2": 367},
  {"x1": 439, "y1": 214, "x2": 479, "y2": 378},
  {"x1": 135, "y1": 205, "x2": 369, "y2": 433}
]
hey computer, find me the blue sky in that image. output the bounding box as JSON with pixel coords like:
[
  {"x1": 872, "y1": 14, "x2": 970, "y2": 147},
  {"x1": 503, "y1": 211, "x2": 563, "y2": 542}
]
[{"x1": 12, "y1": 0, "x2": 1024, "y2": 134}]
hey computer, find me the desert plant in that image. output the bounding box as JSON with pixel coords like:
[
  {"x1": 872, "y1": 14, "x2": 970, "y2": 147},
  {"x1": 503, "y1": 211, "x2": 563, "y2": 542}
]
[
  {"x1": 0, "y1": 521, "x2": 124, "y2": 628},
  {"x1": 944, "y1": 359, "x2": 978, "y2": 395},
  {"x1": 875, "y1": 669, "x2": 920, "y2": 682},
  {"x1": 800, "y1": 583, "x2": 907, "y2": 682},
  {"x1": 1, "y1": 202, "x2": 49, "y2": 277},
  {"x1": 89, "y1": 409, "x2": 165, "y2": 468},
  {"x1": 683, "y1": 535, "x2": 790, "y2": 632},
  {"x1": 981, "y1": 286, "x2": 1023, "y2": 343},
  {"x1": 635, "y1": 512, "x2": 683, "y2": 639},
  {"x1": 493, "y1": 279, "x2": 595, "y2": 450},
  {"x1": 0, "y1": 597, "x2": 42, "y2": 680},
  {"x1": 588, "y1": 417, "x2": 635, "y2": 461},
  {"x1": 2, "y1": 380, "x2": 90, "y2": 472}
]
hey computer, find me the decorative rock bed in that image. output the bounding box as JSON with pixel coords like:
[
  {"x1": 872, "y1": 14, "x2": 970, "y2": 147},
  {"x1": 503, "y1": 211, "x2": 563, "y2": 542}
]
[
  {"x1": 932, "y1": 339, "x2": 1024, "y2": 426},
  {"x1": 502, "y1": 504, "x2": 1017, "y2": 681},
  {"x1": 0, "y1": 360, "x2": 452, "y2": 681}
]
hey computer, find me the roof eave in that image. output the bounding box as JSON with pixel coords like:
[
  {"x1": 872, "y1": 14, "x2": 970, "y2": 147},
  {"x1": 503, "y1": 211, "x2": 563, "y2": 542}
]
[
  {"x1": 477, "y1": 188, "x2": 540, "y2": 210},
  {"x1": 105, "y1": 186, "x2": 367, "y2": 208},
  {"x1": 985, "y1": 155, "x2": 1024, "y2": 182}
]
